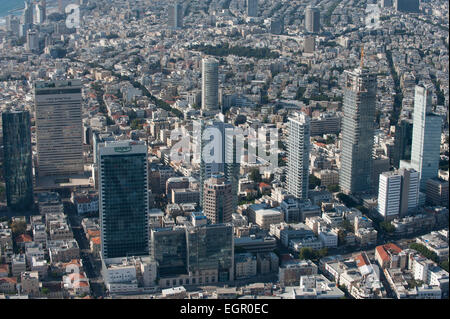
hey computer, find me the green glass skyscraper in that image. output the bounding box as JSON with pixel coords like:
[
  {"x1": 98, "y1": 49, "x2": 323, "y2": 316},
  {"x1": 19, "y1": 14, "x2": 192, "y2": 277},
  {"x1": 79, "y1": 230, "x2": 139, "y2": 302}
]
[
  {"x1": 2, "y1": 110, "x2": 34, "y2": 212},
  {"x1": 98, "y1": 140, "x2": 149, "y2": 259}
]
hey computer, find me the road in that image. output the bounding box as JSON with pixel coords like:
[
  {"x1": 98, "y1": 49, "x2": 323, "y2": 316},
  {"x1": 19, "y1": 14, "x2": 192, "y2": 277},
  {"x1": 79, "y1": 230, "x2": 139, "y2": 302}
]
[{"x1": 65, "y1": 201, "x2": 105, "y2": 298}]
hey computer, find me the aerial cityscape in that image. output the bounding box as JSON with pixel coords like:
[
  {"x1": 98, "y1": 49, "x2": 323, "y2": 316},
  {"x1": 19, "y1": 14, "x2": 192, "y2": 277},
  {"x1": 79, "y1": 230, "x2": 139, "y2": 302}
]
[{"x1": 0, "y1": 0, "x2": 448, "y2": 302}]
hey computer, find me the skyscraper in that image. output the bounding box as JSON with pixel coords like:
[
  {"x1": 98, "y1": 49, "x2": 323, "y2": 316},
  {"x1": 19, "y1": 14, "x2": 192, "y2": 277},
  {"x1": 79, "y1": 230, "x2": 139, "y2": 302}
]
[
  {"x1": 270, "y1": 17, "x2": 284, "y2": 35},
  {"x1": 202, "y1": 58, "x2": 219, "y2": 112},
  {"x1": 339, "y1": 67, "x2": 377, "y2": 194},
  {"x1": 393, "y1": 119, "x2": 413, "y2": 168},
  {"x1": 378, "y1": 168, "x2": 419, "y2": 220},
  {"x1": 35, "y1": 1, "x2": 46, "y2": 24},
  {"x1": 168, "y1": 2, "x2": 183, "y2": 29},
  {"x1": 98, "y1": 140, "x2": 149, "y2": 259},
  {"x1": 34, "y1": 80, "x2": 84, "y2": 177},
  {"x1": 2, "y1": 110, "x2": 34, "y2": 212},
  {"x1": 247, "y1": 0, "x2": 258, "y2": 17},
  {"x1": 305, "y1": 6, "x2": 320, "y2": 33},
  {"x1": 203, "y1": 175, "x2": 233, "y2": 224},
  {"x1": 26, "y1": 29, "x2": 39, "y2": 52},
  {"x1": 287, "y1": 112, "x2": 311, "y2": 200},
  {"x1": 23, "y1": 1, "x2": 33, "y2": 25},
  {"x1": 196, "y1": 120, "x2": 240, "y2": 210},
  {"x1": 408, "y1": 84, "x2": 442, "y2": 191}
]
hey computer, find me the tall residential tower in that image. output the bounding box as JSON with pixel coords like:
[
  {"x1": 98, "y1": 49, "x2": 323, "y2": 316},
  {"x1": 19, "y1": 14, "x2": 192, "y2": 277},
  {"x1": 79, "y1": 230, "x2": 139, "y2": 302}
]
[
  {"x1": 287, "y1": 112, "x2": 311, "y2": 199},
  {"x1": 201, "y1": 58, "x2": 219, "y2": 112}
]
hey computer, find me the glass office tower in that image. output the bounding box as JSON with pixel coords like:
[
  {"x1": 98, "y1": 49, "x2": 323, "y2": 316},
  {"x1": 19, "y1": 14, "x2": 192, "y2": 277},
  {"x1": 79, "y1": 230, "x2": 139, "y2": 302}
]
[
  {"x1": 409, "y1": 84, "x2": 442, "y2": 191},
  {"x1": 2, "y1": 110, "x2": 33, "y2": 211},
  {"x1": 99, "y1": 140, "x2": 149, "y2": 259},
  {"x1": 186, "y1": 223, "x2": 234, "y2": 282},
  {"x1": 150, "y1": 227, "x2": 188, "y2": 276}
]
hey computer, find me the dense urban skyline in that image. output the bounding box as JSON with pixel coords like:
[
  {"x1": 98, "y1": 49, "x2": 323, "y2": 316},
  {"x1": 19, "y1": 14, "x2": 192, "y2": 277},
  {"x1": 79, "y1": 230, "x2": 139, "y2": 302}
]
[{"x1": 0, "y1": 0, "x2": 448, "y2": 303}]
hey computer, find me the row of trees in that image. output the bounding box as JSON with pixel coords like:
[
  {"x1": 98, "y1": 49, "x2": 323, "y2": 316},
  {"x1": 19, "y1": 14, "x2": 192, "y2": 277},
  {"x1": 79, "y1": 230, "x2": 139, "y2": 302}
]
[{"x1": 298, "y1": 247, "x2": 328, "y2": 261}]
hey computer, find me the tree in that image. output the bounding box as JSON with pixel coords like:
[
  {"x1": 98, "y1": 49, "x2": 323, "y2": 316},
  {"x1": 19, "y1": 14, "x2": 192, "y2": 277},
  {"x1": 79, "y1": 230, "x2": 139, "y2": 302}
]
[
  {"x1": 234, "y1": 115, "x2": 247, "y2": 126},
  {"x1": 327, "y1": 184, "x2": 340, "y2": 193},
  {"x1": 309, "y1": 174, "x2": 321, "y2": 189},
  {"x1": 10, "y1": 221, "x2": 27, "y2": 237},
  {"x1": 337, "y1": 193, "x2": 358, "y2": 208},
  {"x1": 298, "y1": 248, "x2": 316, "y2": 260},
  {"x1": 325, "y1": 135, "x2": 335, "y2": 145},
  {"x1": 318, "y1": 248, "x2": 328, "y2": 258},
  {"x1": 339, "y1": 220, "x2": 353, "y2": 233},
  {"x1": 380, "y1": 221, "x2": 395, "y2": 234},
  {"x1": 409, "y1": 243, "x2": 440, "y2": 263},
  {"x1": 249, "y1": 169, "x2": 262, "y2": 183},
  {"x1": 440, "y1": 260, "x2": 449, "y2": 272}
]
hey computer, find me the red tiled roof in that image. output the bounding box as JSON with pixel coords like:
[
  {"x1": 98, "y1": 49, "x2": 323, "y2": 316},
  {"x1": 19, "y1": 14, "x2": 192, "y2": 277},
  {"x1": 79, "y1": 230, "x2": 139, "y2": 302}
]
[
  {"x1": 0, "y1": 264, "x2": 9, "y2": 273},
  {"x1": 0, "y1": 277, "x2": 17, "y2": 284},
  {"x1": 376, "y1": 243, "x2": 402, "y2": 263},
  {"x1": 63, "y1": 259, "x2": 81, "y2": 268},
  {"x1": 87, "y1": 229, "x2": 100, "y2": 237},
  {"x1": 376, "y1": 245, "x2": 390, "y2": 263},
  {"x1": 355, "y1": 253, "x2": 370, "y2": 267},
  {"x1": 91, "y1": 237, "x2": 101, "y2": 245},
  {"x1": 15, "y1": 234, "x2": 32, "y2": 243}
]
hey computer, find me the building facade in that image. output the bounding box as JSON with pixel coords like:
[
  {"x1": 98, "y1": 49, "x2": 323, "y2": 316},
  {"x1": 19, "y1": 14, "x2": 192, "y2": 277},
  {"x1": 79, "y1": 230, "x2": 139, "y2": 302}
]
[
  {"x1": 99, "y1": 141, "x2": 149, "y2": 259},
  {"x1": 34, "y1": 80, "x2": 84, "y2": 177},
  {"x1": 339, "y1": 68, "x2": 377, "y2": 194},
  {"x1": 287, "y1": 113, "x2": 310, "y2": 199},
  {"x1": 2, "y1": 110, "x2": 34, "y2": 211}
]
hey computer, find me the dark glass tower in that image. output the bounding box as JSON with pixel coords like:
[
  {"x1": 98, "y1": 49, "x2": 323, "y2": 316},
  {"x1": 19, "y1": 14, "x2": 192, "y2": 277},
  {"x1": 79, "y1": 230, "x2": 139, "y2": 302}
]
[
  {"x1": 99, "y1": 140, "x2": 149, "y2": 259},
  {"x1": 2, "y1": 110, "x2": 34, "y2": 211},
  {"x1": 393, "y1": 119, "x2": 413, "y2": 168},
  {"x1": 150, "y1": 227, "x2": 188, "y2": 276},
  {"x1": 186, "y1": 223, "x2": 234, "y2": 282}
]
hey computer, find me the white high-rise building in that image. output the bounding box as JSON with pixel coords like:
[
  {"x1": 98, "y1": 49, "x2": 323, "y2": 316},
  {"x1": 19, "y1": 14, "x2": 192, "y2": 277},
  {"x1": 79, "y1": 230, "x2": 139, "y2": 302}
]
[
  {"x1": 399, "y1": 168, "x2": 420, "y2": 216},
  {"x1": 168, "y1": 2, "x2": 183, "y2": 29},
  {"x1": 378, "y1": 168, "x2": 419, "y2": 220},
  {"x1": 201, "y1": 58, "x2": 219, "y2": 111},
  {"x1": 404, "y1": 84, "x2": 442, "y2": 191},
  {"x1": 247, "y1": 0, "x2": 258, "y2": 17},
  {"x1": 35, "y1": 3, "x2": 46, "y2": 24},
  {"x1": 26, "y1": 29, "x2": 39, "y2": 52},
  {"x1": 34, "y1": 80, "x2": 84, "y2": 177},
  {"x1": 287, "y1": 113, "x2": 310, "y2": 199}
]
